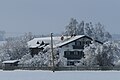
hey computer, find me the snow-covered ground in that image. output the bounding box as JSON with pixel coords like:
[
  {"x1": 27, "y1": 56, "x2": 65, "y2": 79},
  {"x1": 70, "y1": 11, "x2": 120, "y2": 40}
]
[{"x1": 0, "y1": 70, "x2": 120, "y2": 80}]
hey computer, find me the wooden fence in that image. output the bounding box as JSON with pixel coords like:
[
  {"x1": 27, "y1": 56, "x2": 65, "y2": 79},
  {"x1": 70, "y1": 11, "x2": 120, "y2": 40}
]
[
  {"x1": 2, "y1": 64, "x2": 120, "y2": 71},
  {"x1": 11, "y1": 64, "x2": 120, "y2": 71}
]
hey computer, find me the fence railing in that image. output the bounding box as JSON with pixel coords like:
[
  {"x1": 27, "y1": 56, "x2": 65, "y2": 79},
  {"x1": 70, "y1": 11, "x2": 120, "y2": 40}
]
[
  {"x1": 17, "y1": 65, "x2": 52, "y2": 70},
  {"x1": 14, "y1": 64, "x2": 120, "y2": 71},
  {"x1": 2, "y1": 64, "x2": 120, "y2": 71}
]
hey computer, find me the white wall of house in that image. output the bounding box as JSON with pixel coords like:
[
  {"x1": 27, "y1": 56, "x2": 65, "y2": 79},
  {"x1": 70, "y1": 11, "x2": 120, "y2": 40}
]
[{"x1": 58, "y1": 37, "x2": 92, "y2": 66}]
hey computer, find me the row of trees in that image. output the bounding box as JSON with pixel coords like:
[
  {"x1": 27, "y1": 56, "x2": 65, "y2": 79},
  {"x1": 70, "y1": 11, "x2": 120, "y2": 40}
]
[
  {"x1": 0, "y1": 32, "x2": 34, "y2": 63},
  {"x1": 0, "y1": 32, "x2": 55, "y2": 67},
  {"x1": 64, "y1": 19, "x2": 120, "y2": 67},
  {"x1": 0, "y1": 18, "x2": 119, "y2": 68},
  {"x1": 17, "y1": 41, "x2": 120, "y2": 68},
  {"x1": 16, "y1": 18, "x2": 112, "y2": 66},
  {"x1": 65, "y1": 18, "x2": 112, "y2": 42}
]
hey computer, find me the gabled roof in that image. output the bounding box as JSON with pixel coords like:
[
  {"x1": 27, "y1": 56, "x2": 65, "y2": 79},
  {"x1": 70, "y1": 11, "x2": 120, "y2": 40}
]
[
  {"x1": 28, "y1": 35, "x2": 103, "y2": 48},
  {"x1": 27, "y1": 36, "x2": 70, "y2": 48},
  {"x1": 54, "y1": 35, "x2": 103, "y2": 48},
  {"x1": 54, "y1": 35, "x2": 85, "y2": 47}
]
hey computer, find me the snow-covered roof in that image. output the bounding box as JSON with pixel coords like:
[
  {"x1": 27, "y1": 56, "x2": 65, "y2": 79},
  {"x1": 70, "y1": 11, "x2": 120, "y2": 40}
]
[
  {"x1": 2, "y1": 60, "x2": 19, "y2": 64},
  {"x1": 28, "y1": 35, "x2": 89, "y2": 48},
  {"x1": 54, "y1": 35, "x2": 85, "y2": 48},
  {"x1": 27, "y1": 36, "x2": 70, "y2": 48}
]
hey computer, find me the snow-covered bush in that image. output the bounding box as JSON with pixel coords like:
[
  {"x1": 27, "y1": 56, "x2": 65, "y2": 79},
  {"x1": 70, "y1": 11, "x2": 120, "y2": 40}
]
[
  {"x1": 19, "y1": 46, "x2": 65, "y2": 67},
  {"x1": 57, "y1": 57, "x2": 67, "y2": 67},
  {"x1": 0, "y1": 53, "x2": 10, "y2": 61},
  {"x1": 81, "y1": 41, "x2": 120, "y2": 67},
  {"x1": 0, "y1": 45, "x2": 11, "y2": 66},
  {"x1": 0, "y1": 52, "x2": 10, "y2": 67},
  {"x1": 0, "y1": 44, "x2": 10, "y2": 61},
  {"x1": 19, "y1": 53, "x2": 32, "y2": 64},
  {"x1": 0, "y1": 33, "x2": 32, "y2": 60},
  {"x1": 98, "y1": 41, "x2": 120, "y2": 66},
  {"x1": 81, "y1": 43, "x2": 100, "y2": 67},
  {"x1": 19, "y1": 53, "x2": 43, "y2": 67},
  {"x1": 19, "y1": 50, "x2": 51, "y2": 67}
]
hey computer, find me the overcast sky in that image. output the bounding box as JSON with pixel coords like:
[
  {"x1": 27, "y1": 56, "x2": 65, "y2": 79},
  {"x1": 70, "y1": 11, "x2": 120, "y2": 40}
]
[{"x1": 0, "y1": 0, "x2": 120, "y2": 36}]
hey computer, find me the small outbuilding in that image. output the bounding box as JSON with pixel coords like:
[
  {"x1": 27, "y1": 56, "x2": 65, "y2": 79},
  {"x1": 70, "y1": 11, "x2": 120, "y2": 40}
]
[{"x1": 2, "y1": 60, "x2": 19, "y2": 70}]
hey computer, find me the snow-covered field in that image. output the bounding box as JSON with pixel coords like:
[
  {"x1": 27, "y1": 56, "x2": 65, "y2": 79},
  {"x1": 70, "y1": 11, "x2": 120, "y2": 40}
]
[{"x1": 0, "y1": 70, "x2": 120, "y2": 80}]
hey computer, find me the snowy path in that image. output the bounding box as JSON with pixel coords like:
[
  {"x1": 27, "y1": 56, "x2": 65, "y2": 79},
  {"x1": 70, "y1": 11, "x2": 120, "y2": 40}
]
[{"x1": 0, "y1": 70, "x2": 120, "y2": 80}]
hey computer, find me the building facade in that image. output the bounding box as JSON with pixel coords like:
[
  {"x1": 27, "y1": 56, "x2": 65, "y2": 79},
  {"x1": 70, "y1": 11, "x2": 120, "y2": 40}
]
[{"x1": 28, "y1": 35, "x2": 103, "y2": 66}]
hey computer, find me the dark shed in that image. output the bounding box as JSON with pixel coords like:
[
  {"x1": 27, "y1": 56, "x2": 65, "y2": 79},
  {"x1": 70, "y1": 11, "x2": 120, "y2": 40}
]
[{"x1": 2, "y1": 60, "x2": 19, "y2": 70}]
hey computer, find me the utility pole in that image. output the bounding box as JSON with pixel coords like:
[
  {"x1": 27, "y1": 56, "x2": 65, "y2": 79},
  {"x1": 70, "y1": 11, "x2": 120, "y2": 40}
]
[{"x1": 51, "y1": 33, "x2": 55, "y2": 72}]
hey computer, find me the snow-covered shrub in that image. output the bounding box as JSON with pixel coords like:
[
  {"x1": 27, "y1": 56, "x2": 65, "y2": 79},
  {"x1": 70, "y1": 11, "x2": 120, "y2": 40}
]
[
  {"x1": 19, "y1": 53, "x2": 32, "y2": 64},
  {"x1": 82, "y1": 43, "x2": 100, "y2": 67},
  {"x1": 81, "y1": 41, "x2": 120, "y2": 67},
  {"x1": 19, "y1": 51, "x2": 52, "y2": 67},
  {"x1": 0, "y1": 45, "x2": 10, "y2": 61},
  {"x1": 0, "y1": 53, "x2": 10, "y2": 61},
  {"x1": 19, "y1": 53, "x2": 43, "y2": 67},
  {"x1": 0, "y1": 33, "x2": 31, "y2": 60},
  {"x1": 0, "y1": 53, "x2": 10, "y2": 67},
  {"x1": 97, "y1": 41, "x2": 120, "y2": 66},
  {"x1": 57, "y1": 57, "x2": 67, "y2": 67}
]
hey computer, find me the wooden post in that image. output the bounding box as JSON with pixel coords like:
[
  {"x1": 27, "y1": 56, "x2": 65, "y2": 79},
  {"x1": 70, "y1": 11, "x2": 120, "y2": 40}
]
[{"x1": 51, "y1": 33, "x2": 55, "y2": 72}]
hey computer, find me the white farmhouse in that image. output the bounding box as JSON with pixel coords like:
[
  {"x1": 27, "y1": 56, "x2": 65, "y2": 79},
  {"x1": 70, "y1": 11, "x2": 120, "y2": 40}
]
[{"x1": 28, "y1": 35, "x2": 103, "y2": 66}]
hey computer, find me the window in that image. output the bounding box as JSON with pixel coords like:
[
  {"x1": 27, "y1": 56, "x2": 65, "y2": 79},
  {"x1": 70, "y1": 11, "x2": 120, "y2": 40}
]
[
  {"x1": 75, "y1": 41, "x2": 81, "y2": 45},
  {"x1": 73, "y1": 45, "x2": 84, "y2": 49},
  {"x1": 73, "y1": 40, "x2": 85, "y2": 49},
  {"x1": 74, "y1": 51, "x2": 78, "y2": 55},
  {"x1": 86, "y1": 41, "x2": 91, "y2": 44},
  {"x1": 64, "y1": 51, "x2": 84, "y2": 59}
]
